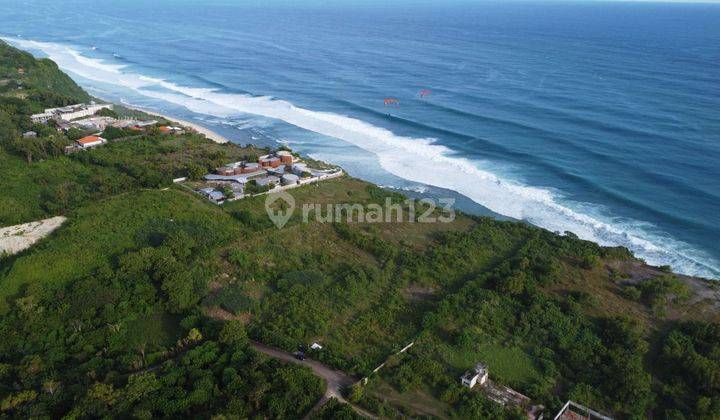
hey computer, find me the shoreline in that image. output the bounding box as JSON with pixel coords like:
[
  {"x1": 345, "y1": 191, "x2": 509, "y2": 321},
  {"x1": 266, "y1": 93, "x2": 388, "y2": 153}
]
[{"x1": 124, "y1": 105, "x2": 230, "y2": 144}]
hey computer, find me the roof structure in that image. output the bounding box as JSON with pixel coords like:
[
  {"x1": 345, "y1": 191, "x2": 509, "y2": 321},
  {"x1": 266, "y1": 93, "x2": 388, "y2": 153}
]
[
  {"x1": 77, "y1": 136, "x2": 104, "y2": 145},
  {"x1": 554, "y1": 401, "x2": 613, "y2": 420}
]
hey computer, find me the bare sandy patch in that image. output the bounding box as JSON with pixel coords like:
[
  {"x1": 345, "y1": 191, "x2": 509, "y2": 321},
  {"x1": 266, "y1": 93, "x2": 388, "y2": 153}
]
[{"x1": 0, "y1": 216, "x2": 66, "y2": 255}]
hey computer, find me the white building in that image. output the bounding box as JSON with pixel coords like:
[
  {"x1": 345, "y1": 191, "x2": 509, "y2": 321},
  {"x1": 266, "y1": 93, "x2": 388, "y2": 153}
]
[
  {"x1": 56, "y1": 103, "x2": 112, "y2": 121},
  {"x1": 30, "y1": 103, "x2": 112, "y2": 124},
  {"x1": 72, "y1": 116, "x2": 116, "y2": 131},
  {"x1": 76, "y1": 136, "x2": 107, "y2": 149},
  {"x1": 30, "y1": 111, "x2": 54, "y2": 124},
  {"x1": 461, "y1": 363, "x2": 489, "y2": 388},
  {"x1": 281, "y1": 173, "x2": 299, "y2": 186}
]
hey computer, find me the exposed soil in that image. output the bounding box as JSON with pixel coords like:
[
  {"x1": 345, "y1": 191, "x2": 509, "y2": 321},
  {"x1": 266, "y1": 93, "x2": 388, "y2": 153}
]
[{"x1": 0, "y1": 216, "x2": 66, "y2": 255}]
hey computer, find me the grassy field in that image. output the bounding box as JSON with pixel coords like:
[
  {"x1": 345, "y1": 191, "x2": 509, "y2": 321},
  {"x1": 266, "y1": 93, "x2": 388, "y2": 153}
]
[
  {"x1": 440, "y1": 341, "x2": 541, "y2": 388},
  {"x1": 0, "y1": 188, "x2": 238, "y2": 312},
  {"x1": 0, "y1": 148, "x2": 127, "y2": 227},
  {"x1": 215, "y1": 177, "x2": 511, "y2": 372}
]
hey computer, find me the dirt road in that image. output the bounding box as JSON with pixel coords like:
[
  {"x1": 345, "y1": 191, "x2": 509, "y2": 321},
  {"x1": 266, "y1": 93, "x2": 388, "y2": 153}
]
[{"x1": 249, "y1": 341, "x2": 376, "y2": 419}]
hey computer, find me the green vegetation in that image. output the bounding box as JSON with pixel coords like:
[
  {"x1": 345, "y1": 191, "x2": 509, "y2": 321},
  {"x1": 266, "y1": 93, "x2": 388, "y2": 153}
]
[
  {"x1": 0, "y1": 40, "x2": 89, "y2": 109},
  {"x1": 94, "y1": 107, "x2": 118, "y2": 118},
  {"x1": 441, "y1": 342, "x2": 541, "y2": 387},
  {"x1": 0, "y1": 147, "x2": 133, "y2": 226},
  {"x1": 658, "y1": 322, "x2": 720, "y2": 418},
  {"x1": 622, "y1": 274, "x2": 691, "y2": 312},
  {"x1": 244, "y1": 179, "x2": 273, "y2": 195},
  {"x1": 312, "y1": 398, "x2": 362, "y2": 419},
  {"x1": 1, "y1": 38, "x2": 719, "y2": 420}
]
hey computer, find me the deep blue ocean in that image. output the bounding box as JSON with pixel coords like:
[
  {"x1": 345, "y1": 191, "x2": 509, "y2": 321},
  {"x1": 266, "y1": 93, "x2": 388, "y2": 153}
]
[{"x1": 1, "y1": 0, "x2": 718, "y2": 278}]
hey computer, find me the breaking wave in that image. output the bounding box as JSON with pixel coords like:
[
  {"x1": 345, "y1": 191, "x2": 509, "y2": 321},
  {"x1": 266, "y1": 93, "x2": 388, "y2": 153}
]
[{"x1": 6, "y1": 37, "x2": 718, "y2": 279}]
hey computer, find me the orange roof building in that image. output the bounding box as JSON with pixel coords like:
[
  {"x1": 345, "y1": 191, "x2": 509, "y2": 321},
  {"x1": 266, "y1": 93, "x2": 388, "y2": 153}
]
[{"x1": 76, "y1": 136, "x2": 107, "y2": 148}]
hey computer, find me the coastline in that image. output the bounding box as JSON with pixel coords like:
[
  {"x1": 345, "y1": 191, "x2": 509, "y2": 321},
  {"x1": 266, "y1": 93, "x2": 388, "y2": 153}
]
[{"x1": 124, "y1": 105, "x2": 230, "y2": 144}]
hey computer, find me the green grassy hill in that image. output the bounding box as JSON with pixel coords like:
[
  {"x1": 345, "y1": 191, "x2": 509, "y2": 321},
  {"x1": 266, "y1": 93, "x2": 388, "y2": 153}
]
[{"x1": 0, "y1": 40, "x2": 89, "y2": 110}]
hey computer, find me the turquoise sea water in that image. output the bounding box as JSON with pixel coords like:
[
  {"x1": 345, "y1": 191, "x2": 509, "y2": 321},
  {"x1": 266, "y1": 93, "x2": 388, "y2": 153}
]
[{"x1": 1, "y1": 0, "x2": 719, "y2": 278}]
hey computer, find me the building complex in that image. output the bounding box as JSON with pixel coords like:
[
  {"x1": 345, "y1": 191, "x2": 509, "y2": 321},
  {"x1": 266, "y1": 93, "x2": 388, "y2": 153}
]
[
  {"x1": 31, "y1": 102, "x2": 112, "y2": 124},
  {"x1": 195, "y1": 151, "x2": 342, "y2": 203}
]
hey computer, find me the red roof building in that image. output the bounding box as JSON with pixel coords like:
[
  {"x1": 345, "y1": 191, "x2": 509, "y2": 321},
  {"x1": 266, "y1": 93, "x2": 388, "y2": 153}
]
[{"x1": 76, "y1": 136, "x2": 107, "y2": 148}]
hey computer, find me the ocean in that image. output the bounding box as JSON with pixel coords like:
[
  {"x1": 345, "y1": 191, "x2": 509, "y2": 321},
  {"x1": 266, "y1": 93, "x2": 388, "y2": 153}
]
[{"x1": 1, "y1": 0, "x2": 718, "y2": 278}]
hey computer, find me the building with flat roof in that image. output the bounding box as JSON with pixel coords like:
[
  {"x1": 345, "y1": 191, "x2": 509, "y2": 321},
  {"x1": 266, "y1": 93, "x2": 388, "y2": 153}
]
[
  {"x1": 204, "y1": 170, "x2": 267, "y2": 185},
  {"x1": 277, "y1": 150, "x2": 293, "y2": 164},
  {"x1": 255, "y1": 176, "x2": 280, "y2": 187},
  {"x1": 72, "y1": 116, "x2": 116, "y2": 131},
  {"x1": 281, "y1": 173, "x2": 300, "y2": 186},
  {"x1": 31, "y1": 103, "x2": 112, "y2": 124},
  {"x1": 30, "y1": 111, "x2": 54, "y2": 124},
  {"x1": 461, "y1": 363, "x2": 489, "y2": 388}
]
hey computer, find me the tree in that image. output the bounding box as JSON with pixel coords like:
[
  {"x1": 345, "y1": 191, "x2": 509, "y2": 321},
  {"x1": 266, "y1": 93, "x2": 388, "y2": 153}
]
[
  {"x1": 95, "y1": 107, "x2": 118, "y2": 118},
  {"x1": 312, "y1": 398, "x2": 361, "y2": 419},
  {"x1": 220, "y1": 320, "x2": 248, "y2": 348},
  {"x1": 1, "y1": 390, "x2": 37, "y2": 412},
  {"x1": 122, "y1": 372, "x2": 160, "y2": 408},
  {"x1": 161, "y1": 269, "x2": 200, "y2": 313},
  {"x1": 186, "y1": 163, "x2": 206, "y2": 181},
  {"x1": 220, "y1": 185, "x2": 235, "y2": 199},
  {"x1": 66, "y1": 127, "x2": 84, "y2": 141}
]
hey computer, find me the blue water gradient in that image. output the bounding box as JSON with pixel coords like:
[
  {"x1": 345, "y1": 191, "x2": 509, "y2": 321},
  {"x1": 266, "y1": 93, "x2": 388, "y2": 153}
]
[{"x1": 1, "y1": 0, "x2": 718, "y2": 278}]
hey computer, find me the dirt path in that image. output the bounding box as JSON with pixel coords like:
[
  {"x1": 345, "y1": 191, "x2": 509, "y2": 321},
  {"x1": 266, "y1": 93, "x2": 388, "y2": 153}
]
[
  {"x1": 249, "y1": 341, "x2": 376, "y2": 419},
  {"x1": 0, "y1": 216, "x2": 66, "y2": 255}
]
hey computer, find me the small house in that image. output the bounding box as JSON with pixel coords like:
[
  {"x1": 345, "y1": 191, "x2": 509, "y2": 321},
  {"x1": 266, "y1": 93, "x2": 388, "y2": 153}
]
[
  {"x1": 281, "y1": 173, "x2": 299, "y2": 186},
  {"x1": 76, "y1": 136, "x2": 107, "y2": 149},
  {"x1": 291, "y1": 163, "x2": 308, "y2": 176},
  {"x1": 461, "y1": 363, "x2": 489, "y2": 388},
  {"x1": 277, "y1": 150, "x2": 293, "y2": 164},
  {"x1": 255, "y1": 176, "x2": 280, "y2": 188},
  {"x1": 259, "y1": 156, "x2": 282, "y2": 168},
  {"x1": 208, "y1": 191, "x2": 225, "y2": 204},
  {"x1": 241, "y1": 162, "x2": 261, "y2": 173}
]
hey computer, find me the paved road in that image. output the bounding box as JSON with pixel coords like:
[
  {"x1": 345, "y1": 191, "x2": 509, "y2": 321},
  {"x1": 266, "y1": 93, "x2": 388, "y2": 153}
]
[{"x1": 249, "y1": 341, "x2": 376, "y2": 419}]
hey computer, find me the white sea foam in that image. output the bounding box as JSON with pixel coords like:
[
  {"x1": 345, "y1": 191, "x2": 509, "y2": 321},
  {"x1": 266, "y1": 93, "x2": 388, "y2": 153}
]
[
  {"x1": 5, "y1": 37, "x2": 718, "y2": 278},
  {"x1": 380, "y1": 185, "x2": 430, "y2": 194}
]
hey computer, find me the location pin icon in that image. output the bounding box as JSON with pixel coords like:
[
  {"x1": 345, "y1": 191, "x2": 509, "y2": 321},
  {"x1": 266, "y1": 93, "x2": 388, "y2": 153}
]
[{"x1": 265, "y1": 190, "x2": 296, "y2": 229}]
